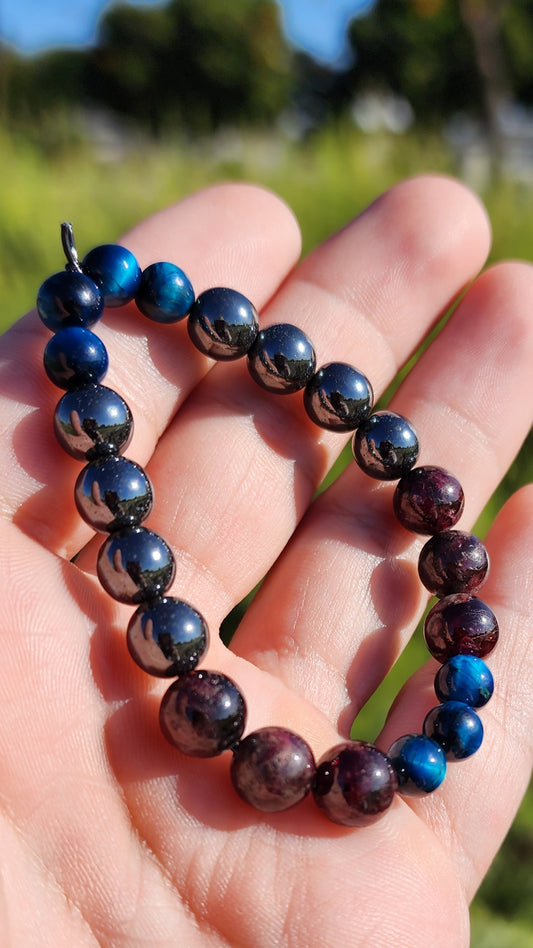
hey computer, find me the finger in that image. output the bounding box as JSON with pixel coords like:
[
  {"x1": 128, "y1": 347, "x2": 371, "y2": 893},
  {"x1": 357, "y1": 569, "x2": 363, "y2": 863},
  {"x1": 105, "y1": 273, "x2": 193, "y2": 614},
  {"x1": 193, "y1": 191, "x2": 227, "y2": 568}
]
[
  {"x1": 232, "y1": 261, "x2": 533, "y2": 728},
  {"x1": 377, "y1": 483, "x2": 533, "y2": 901},
  {"x1": 1, "y1": 183, "x2": 301, "y2": 556}
]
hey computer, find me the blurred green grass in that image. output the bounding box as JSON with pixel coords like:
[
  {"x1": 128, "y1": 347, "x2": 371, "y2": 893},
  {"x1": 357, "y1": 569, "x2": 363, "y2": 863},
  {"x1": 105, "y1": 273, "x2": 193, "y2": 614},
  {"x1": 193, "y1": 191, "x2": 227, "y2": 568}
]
[{"x1": 1, "y1": 120, "x2": 532, "y2": 943}]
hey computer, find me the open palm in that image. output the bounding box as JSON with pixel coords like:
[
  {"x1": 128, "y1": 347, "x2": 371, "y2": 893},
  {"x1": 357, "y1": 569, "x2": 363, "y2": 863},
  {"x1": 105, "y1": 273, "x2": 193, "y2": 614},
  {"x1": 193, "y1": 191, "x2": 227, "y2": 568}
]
[{"x1": 0, "y1": 176, "x2": 532, "y2": 947}]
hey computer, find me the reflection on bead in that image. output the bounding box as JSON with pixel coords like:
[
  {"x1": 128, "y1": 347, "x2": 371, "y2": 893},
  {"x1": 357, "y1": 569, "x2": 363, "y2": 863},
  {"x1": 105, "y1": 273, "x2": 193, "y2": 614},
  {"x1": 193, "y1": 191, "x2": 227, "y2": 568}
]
[
  {"x1": 37, "y1": 269, "x2": 103, "y2": 332},
  {"x1": 418, "y1": 530, "x2": 489, "y2": 597},
  {"x1": 53, "y1": 384, "x2": 133, "y2": 460},
  {"x1": 247, "y1": 323, "x2": 316, "y2": 394},
  {"x1": 434, "y1": 654, "x2": 494, "y2": 708},
  {"x1": 231, "y1": 727, "x2": 316, "y2": 812},
  {"x1": 43, "y1": 326, "x2": 108, "y2": 389},
  {"x1": 97, "y1": 526, "x2": 175, "y2": 604},
  {"x1": 387, "y1": 734, "x2": 446, "y2": 796},
  {"x1": 136, "y1": 262, "x2": 194, "y2": 322},
  {"x1": 127, "y1": 596, "x2": 209, "y2": 677},
  {"x1": 160, "y1": 670, "x2": 246, "y2": 757},
  {"x1": 423, "y1": 701, "x2": 483, "y2": 760},
  {"x1": 188, "y1": 287, "x2": 259, "y2": 360},
  {"x1": 82, "y1": 243, "x2": 142, "y2": 307},
  {"x1": 352, "y1": 410, "x2": 419, "y2": 480},
  {"x1": 303, "y1": 362, "x2": 374, "y2": 431},
  {"x1": 312, "y1": 741, "x2": 397, "y2": 826},
  {"x1": 74, "y1": 456, "x2": 153, "y2": 532},
  {"x1": 424, "y1": 594, "x2": 499, "y2": 663},
  {"x1": 393, "y1": 465, "x2": 465, "y2": 535}
]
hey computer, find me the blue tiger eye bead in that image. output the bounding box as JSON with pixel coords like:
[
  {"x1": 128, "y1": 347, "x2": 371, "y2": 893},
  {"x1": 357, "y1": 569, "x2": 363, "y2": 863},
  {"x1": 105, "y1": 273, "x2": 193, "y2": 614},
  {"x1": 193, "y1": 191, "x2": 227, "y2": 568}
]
[
  {"x1": 434, "y1": 654, "x2": 494, "y2": 707},
  {"x1": 352, "y1": 410, "x2": 419, "y2": 480},
  {"x1": 387, "y1": 734, "x2": 447, "y2": 795},
  {"x1": 247, "y1": 323, "x2": 316, "y2": 394},
  {"x1": 423, "y1": 701, "x2": 483, "y2": 760},
  {"x1": 97, "y1": 526, "x2": 175, "y2": 604},
  {"x1": 43, "y1": 326, "x2": 108, "y2": 389},
  {"x1": 160, "y1": 670, "x2": 246, "y2": 757},
  {"x1": 37, "y1": 269, "x2": 104, "y2": 332},
  {"x1": 136, "y1": 262, "x2": 194, "y2": 322},
  {"x1": 74, "y1": 455, "x2": 153, "y2": 532},
  {"x1": 53, "y1": 383, "x2": 133, "y2": 460},
  {"x1": 83, "y1": 243, "x2": 142, "y2": 307},
  {"x1": 127, "y1": 596, "x2": 209, "y2": 677},
  {"x1": 304, "y1": 361, "x2": 374, "y2": 431},
  {"x1": 187, "y1": 287, "x2": 259, "y2": 360}
]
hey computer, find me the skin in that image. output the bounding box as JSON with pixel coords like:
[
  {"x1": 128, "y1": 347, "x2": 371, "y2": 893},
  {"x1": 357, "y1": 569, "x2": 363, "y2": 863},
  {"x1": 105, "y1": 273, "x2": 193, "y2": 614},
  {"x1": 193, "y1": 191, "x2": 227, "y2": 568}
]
[{"x1": 0, "y1": 175, "x2": 532, "y2": 947}]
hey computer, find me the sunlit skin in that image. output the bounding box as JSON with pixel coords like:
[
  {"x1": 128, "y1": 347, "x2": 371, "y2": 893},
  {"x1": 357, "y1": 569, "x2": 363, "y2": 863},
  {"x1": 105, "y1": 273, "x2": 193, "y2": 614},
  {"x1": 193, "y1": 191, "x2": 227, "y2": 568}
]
[{"x1": 0, "y1": 176, "x2": 532, "y2": 946}]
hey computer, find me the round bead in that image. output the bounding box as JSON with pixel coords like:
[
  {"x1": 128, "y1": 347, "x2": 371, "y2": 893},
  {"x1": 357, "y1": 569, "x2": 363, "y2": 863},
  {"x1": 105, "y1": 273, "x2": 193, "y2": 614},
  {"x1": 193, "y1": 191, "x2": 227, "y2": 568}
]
[
  {"x1": 393, "y1": 465, "x2": 465, "y2": 534},
  {"x1": 418, "y1": 530, "x2": 489, "y2": 597},
  {"x1": 53, "y1": 384, "x2": 133, "y2": 460},
  {"x1": 434, "y1": 654, "x2": 494, "y2": 708},
  {"x1": 74, "y1": 456, "x2": 153, "y2": 532},
  {"x1": 387, "y1": 734, "x2": 447, "y2": 796},
  {"x1": 160, "y1": 670, "x2": 246, "y2": 757},
  {"x1": 423, "y1": 701, "x2": 483, "y2": 760},
  {"x1": 352, "y1": 410, "x2": 419, "y2": 480},
  {"x1": 97, "y1": 526, "x2": 175, "y2": 604},
  {"x1": 136, "y1": 262, "x2": 194, "y2": 322},
  {"x1": 312, "y1": 741, "x2": 397, "y2": 827},
  {"x1": 127, "y1": 596, "x2": 208, "y2": 677},
  {"x1": 187, "y1": 287, "x2": 259, "y2": 360},
  {"x1": 424, "y1": 594, "x2": 499, "y2": 663},
  {"x1": 43, "y1": 326, "x2": 108, "y2": 389},
  {"x1": 247, "y1": 323, "x2": 316, "y2": 394},
  {"x1": 82, "y1": 243, "x2": 142, "y2": 307},
  {"x1": 303, "y1": 362, "x2": 374, "y2": 431},
  {"x1": 230, "y1": 727, "x2": 316, "y2": 812},
  {"x1": 37, "y1": 269, "x2": 103, "y2": 332}
]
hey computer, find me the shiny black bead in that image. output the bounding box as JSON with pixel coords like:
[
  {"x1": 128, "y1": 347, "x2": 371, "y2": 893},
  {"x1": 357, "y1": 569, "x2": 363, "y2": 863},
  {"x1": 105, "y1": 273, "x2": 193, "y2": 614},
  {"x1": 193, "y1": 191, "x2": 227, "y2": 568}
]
[
  {"x1": 97, "y1": 526, "x2": 175, "y2": 604},
  {"x1": 127, "y1": 596, "x2": 209, "y2": 677},
  {"x1": 304, "y1": 362, "x2": 373, "y2": 431},
  {"x1": 74, "y1": 456, "x2": 153, "y2": 532},
  {"x1": 188, "y1": 287, "x2": 259, "y2": 360},
  {"x1": 247, "y1": 323, "x2": 316, "y2": 394},
  {"x1": 37, "y1": 269, "x2": 104, "y2": 332},
  {"x1": 43, "y1": 326, "x2": 108, "y2": 389},
  {"x1": 160, "y1": 670, "x2": 246, "y2": 757},
  {"x1": 352, "y1": 410, "x2": 419, "y2": 480},
  {"x1": 53, "y1": 384, "x2": 133, "y2": 460}
]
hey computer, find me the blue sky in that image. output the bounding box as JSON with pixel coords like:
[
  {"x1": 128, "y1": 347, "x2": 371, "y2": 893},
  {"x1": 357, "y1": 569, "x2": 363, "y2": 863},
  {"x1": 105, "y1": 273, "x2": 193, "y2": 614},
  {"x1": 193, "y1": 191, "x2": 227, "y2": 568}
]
[{"x1": 0, "y1": 0, "x2": 374, "y2": 67}]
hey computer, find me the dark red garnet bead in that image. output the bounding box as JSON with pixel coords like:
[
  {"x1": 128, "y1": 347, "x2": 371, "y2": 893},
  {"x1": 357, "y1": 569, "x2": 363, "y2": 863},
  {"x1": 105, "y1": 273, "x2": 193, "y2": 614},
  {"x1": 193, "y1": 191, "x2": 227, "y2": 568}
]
[
  {"x1": 393, "y1": 465, "x2": 465, "y2": 535},
  {"x1": 312, "y1": 741, "x2": 397, "y2": 827},
  {"x1": 160, "y1": 670, "x2": 246, "y2": 757},
  {"x1": 418, "y1": 530, "x2": 489, "y2": 597},
  {"x1": 424, "y1": 594, "x2": 499, "y2": 663},
  {"x1": 231, "y1": 727, "x2": 316, "y2": 812}
]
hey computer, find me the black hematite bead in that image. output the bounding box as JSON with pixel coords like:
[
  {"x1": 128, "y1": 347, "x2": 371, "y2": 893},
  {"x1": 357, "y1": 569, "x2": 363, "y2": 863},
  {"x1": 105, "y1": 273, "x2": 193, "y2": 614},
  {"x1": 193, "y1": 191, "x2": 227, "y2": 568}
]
[
  {"x1": 127, "y1": 596, "x2": 209, "y2": 677},
  {"x1": 353, "y1": 410, "x2": 419, "y2": 480},
  {"x1": 188, "y1": 287, "x2": 259, "y2": 360},
  {"x1": 393, "y1": 465, "x2": 465, "y2": 535},
  {"x1": 54, "y1": 384, "x2": 133, "y2": 460},
  {"x1": 424, "y1": 594, "x2": 499, "y2": 663},
  {"x1": 74, "y1": 456, "x2": 153, "y2": 532},
  {"x1": 418, "y1": 530, "x2": 489, "y2": 597},
  {"x1": 160, "y1": 670, "x2": 246, "y2": 757},
  {"x1": 230, "y1": 727, "x2": 316, "y2": 812},
  {"x1": 96, "y1": 526, "x2": 175, "y2": 604},
  {"x1": 247, "y1": 323, "x2": 316, "y2": 394},
  {"x1": 312, "y1": 741, "x2": 397, "y2": 827},
  {"x1": 303, "y1": 362, "x2": 374, "y2": 431}
]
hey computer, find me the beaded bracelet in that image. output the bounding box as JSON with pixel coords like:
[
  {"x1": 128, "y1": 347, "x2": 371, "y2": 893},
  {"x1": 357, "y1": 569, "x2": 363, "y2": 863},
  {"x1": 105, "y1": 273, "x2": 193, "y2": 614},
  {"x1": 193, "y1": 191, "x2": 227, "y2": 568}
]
[{"x1": 36, "y1": 223, "x2": 498, "y2": 828}]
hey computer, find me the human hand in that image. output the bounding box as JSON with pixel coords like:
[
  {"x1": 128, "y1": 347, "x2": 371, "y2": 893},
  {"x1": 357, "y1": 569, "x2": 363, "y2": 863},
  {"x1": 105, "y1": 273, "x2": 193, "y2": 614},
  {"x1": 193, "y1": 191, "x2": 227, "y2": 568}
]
[{"x1": 0, "y1": 176, "x2": 531, "y2": 947}]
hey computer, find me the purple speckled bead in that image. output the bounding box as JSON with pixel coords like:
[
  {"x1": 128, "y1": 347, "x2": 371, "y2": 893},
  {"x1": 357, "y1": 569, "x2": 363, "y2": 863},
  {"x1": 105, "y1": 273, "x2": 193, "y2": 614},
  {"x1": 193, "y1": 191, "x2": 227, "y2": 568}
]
[
  {"x1": 424, "y1": 594, "x2": 499, "y2": 664},
  {"x1": 418, "y1": 530, "x2": 489, "y2": 597},
  {"x1": 312, "y1": 741, "x2": 397, "y2": 827},
  {"x1": 160, "y1": 670, "x2": 246, "y2": 757},
  {"x1": 230, "y1": 727, "x2": 316, "y2": 812},
  {"x1": 393, "y1": 465, "x2": 465, "y2": 535}
]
